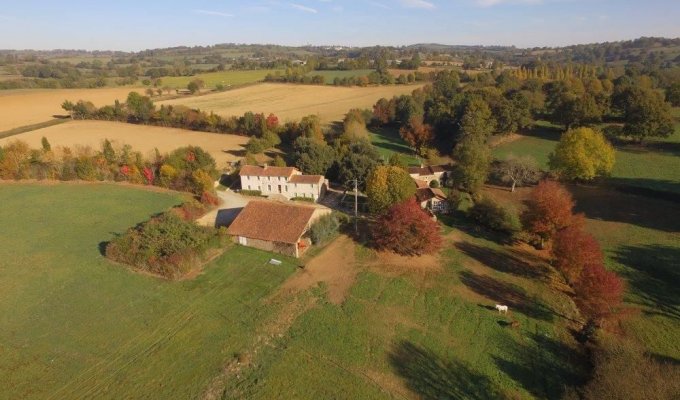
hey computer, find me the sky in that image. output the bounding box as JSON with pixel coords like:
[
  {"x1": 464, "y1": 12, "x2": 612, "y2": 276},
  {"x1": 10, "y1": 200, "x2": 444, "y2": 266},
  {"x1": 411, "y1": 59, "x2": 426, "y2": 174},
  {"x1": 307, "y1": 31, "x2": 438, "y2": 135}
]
[{"x1": 0, "y1": 0, "x2": 679, "y2": 51}]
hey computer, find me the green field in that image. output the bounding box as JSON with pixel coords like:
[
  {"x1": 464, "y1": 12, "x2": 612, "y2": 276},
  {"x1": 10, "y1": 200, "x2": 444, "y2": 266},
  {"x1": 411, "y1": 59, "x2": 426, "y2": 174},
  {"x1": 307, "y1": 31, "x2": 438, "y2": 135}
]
[
  {"x1": 306, "y1": 69, "x2": 375, "y2": 84},
  {"x1": 159, "y1": 69, "x2": 281, "y2": 89},
  {"x1": 0, "y1": 184, "x2": 298, "y2": 399},
  {"x1": 493, "y1": 120, "x2": 680, "y2": 195},
  {"x1": 3, "y1": 182, "x2": 678, "y2": 398},
  {"x1": 369, "y1": 126, "x2": 421, "y2": 166}
]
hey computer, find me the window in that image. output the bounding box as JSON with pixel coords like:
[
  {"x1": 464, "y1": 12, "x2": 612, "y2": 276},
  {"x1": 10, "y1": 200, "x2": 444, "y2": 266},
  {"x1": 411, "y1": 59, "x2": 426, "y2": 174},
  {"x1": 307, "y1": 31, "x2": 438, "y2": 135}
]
[{"x1": 268, "y1": 185, "x2": 272, "y2": 192}]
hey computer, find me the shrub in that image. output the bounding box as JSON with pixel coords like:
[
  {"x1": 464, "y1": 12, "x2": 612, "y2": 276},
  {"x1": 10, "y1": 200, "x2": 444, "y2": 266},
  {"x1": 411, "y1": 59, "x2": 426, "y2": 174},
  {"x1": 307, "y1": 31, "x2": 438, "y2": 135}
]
[
  {"x1": 200, "y1": 191, "x2": 219, "y2": 206},
  {"x1": 309, "y1": 213, "x2": 342, "y2": 245},
  {"x1": 291, "y1": 196, "x2": 315, "y2": 203},
  {"x1": 105, "y1": 211, "x2": 223, "y2": 279},
  {"x1": 468, "y1": 197, "x2": 521, "y2": 235},
  {"x1": 240, "y1": 190, "x2": 263, "y2": 197},
  {"x1": 372, "y1": 198, "x2": 442, "y2": 256}
]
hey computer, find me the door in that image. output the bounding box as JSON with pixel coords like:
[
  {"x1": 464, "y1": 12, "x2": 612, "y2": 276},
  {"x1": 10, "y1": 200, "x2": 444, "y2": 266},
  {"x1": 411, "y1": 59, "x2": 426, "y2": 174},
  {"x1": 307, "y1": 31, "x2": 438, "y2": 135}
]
[{"x1": 278, "y1": 185, "x2": 282, "y2": 193}]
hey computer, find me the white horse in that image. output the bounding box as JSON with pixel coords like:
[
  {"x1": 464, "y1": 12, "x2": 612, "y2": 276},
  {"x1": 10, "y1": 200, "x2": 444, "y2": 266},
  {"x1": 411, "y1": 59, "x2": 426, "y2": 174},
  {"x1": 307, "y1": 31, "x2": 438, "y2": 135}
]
[{"x1": 495, "y1": 304, "x2": 509, "y2": 314}]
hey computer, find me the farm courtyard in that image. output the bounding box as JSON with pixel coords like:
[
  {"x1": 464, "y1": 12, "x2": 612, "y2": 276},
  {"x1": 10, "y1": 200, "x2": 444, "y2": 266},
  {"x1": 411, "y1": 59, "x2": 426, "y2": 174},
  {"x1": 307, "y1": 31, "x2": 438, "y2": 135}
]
[{"x1": 1, "y1": 180, "x2": 678, "y2": 399}]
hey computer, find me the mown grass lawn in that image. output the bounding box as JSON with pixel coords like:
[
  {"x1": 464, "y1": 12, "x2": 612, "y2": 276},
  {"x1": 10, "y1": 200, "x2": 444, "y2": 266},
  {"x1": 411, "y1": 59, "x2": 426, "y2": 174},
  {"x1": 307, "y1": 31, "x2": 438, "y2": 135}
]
[
  {"x1": 160, "y1": 69, "x2": 281, "y2": 89},
  {"x1": 0, "y1": 184, "x2": 298, "y2": 399}
]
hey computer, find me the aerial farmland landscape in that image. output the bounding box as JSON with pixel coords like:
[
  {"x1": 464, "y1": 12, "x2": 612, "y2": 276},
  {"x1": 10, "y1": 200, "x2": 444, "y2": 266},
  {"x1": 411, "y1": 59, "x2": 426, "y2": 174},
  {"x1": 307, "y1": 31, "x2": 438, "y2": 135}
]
[{"x1": 0, "y1": 1, "x2": 679, "y2": 399}]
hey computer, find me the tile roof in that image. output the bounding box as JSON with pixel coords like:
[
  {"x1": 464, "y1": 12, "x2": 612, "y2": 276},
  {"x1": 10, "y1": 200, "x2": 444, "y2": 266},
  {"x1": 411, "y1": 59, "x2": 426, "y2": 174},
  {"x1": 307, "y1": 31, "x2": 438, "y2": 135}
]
[
  {"x1": 414, "y1": 179, "x2": 429, "y2": 189},
  {"x1": 227, "y1": 201, "x2": 317, "y2": 244},
  {"x1": 289, "y1": 175, "x2": 324, "y2": 184},
  {"x1": 240, "y1": 165, "x2": 298, "y2": 178},
  {"x1": 416, "y1": 188, "x2": 448, "y2": 203},
  {"x1": 408, "y1": 165, "x2": 454, "y2": 176}
]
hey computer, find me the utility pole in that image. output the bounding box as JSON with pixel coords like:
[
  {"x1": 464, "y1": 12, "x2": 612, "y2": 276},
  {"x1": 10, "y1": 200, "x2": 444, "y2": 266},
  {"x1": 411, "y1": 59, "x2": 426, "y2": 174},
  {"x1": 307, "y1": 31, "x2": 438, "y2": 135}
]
[{"x1": 353, "y1": 179, "x2": 358, "y2": 234}]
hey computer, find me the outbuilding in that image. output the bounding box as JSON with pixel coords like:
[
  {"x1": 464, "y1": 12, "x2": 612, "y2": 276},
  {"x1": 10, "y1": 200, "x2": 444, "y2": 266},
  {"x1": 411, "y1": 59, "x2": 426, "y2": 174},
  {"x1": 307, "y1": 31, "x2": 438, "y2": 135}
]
[{"x1": 226, "y1": 200, "x2": 331, "y2": 258}]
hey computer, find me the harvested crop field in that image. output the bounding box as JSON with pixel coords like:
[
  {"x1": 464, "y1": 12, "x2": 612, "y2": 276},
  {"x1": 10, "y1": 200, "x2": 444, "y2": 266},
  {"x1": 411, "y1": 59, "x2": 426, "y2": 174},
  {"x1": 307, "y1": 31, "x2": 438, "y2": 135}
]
[
  {"x1": 158, "y1": 83, "x2": 424, "y2": 123},
  {"x1": 0, "y1": 120, "x2": 248, "y2": 169},
  {"x1": 0, "y1": 87, "x2": 143, "y2": 133}
]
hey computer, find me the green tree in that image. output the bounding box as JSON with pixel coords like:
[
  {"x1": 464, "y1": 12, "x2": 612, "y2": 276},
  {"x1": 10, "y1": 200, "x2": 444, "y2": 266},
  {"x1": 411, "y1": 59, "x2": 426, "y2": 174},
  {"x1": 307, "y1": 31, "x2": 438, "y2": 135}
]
[
  {"x1": 549, "y1": 127, "x2": 615, "y2": 181},
  {"x1": 41, "y1": 137, "x2": 51, "y2": 152},
  {"x1": 292, "y1": 137, "x2": 336, "y2": 175},
  {"x1": 619, "y1": 87, "x2": 675, "y2": 142},
  {"x1": 460, "y1": 97, "x2": 495, "y2": 138},
  {"x1": 366, "y1": 165, "x2": 416, "y2": 214},
  {"x1": 665, "y1": 83, "x2": 680, "y2": 107},
  {"x1": 335, "y1": 139, "x2": 380, "y2": 190},
  {"x1": 451, "y1": 135, "x2": 491, "y2": 193},
  {"x1": 101, "y1": 139, "x2": 116, "y2": 164},
  {"x1": 126, "y1": 92, "x2": 155, "y2": 123}
]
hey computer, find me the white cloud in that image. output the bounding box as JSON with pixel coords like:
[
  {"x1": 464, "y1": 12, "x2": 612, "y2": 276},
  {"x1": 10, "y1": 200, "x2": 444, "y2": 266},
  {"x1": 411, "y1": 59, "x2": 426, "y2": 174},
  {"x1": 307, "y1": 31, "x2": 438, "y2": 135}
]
[
  {"x1": 192, "y1": 9, "x2": 234, "y2": 17},
  {"x1": 289, "y1": 3, "x2": 319, "y2": 13},
  {"x1": 400, "y1": 0, "x2": 435, "y2": 9}
]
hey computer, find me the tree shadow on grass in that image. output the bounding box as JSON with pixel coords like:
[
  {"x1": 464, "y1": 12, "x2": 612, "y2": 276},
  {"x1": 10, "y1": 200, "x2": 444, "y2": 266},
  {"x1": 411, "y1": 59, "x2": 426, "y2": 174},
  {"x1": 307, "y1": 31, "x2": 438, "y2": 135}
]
[
  {"x1": 460, "y1": 271, "x2": 554, "y2": 321},
  {"x1": 493, "y1": 332, "x2": 588, "y2": 399},
  {"x1": 389, "y1": 340, "x2": 502, "y2": 400},
  {"x1": 98, "y1": 241, "x2": 109, "y2": 256},
  {"x1": 455, "y1": 241, "x2": 551, "y2": 281},
  {"x1": 439, "y1": 212, "x2": 515, "y2": 245},
  {"x1": 613, "y1": 244, "x2": 680, "y2": 320},
  {"x1": 570, "y1": 183, "x2": 680, "y2": 232}
]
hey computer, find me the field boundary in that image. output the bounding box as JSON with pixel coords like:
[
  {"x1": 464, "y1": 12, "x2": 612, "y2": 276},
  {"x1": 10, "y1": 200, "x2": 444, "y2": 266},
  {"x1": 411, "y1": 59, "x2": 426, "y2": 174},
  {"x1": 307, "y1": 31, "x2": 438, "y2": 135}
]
[{"x1": 0, "y1": 118, "x2": 69, "y2": 139}]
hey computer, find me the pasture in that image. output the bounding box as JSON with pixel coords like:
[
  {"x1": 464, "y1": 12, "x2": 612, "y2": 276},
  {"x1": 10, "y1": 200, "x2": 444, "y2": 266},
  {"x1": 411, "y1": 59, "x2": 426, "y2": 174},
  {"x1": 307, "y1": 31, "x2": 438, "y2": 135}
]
[
  {"x1": 159, "y1": 69, "x2": 280, "y2": 90},
  {"x1": 159, "y1": 83, "x2": 423, "y2": 124},
  {"x1": 493, "y1": 120, "x2": 680, "y2": 195},
  {"x1": 0, "y1": 120, "x2": 249, "y2": 169},
  {"x1": 0, "y1": 184, "x2": 299, "y2": 400},
  {"x1": 0, "y1": 87, "x2": 143, "y2": 134}
]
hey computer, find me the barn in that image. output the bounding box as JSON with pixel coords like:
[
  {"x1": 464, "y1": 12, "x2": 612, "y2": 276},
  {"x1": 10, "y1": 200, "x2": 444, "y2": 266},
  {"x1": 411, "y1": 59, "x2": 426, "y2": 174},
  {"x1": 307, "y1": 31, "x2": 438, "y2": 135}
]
[{"x1": 226, "y1": 200, "x2": 331, "y2": 258}]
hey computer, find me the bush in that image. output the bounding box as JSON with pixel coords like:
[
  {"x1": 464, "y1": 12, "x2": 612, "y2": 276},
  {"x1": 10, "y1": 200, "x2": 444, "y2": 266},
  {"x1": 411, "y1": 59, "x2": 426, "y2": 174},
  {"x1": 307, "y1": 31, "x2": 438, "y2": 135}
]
[
  {"x1": 105, "y1": 211, "x2": 223, "y2": 279},
  {"x1": 468, "y1": 197, "x2": 521, "y2": 235},
  {"x1": 291, "y1": 196, "x2": 315, "y2": 203},
  {"x1": 240, "y1": 190, "x2": 263, "y2": 197},
  {"x1": 309, "y1": 213, "x2": 342, "y2": 245},
  {"x1": 200, "y1": 191, "x2": 219, "y2": 206}
]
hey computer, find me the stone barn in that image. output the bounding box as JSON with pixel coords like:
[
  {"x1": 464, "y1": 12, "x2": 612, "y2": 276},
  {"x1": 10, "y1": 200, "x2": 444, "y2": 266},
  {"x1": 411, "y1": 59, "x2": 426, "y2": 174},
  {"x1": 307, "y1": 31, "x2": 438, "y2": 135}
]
[{"x1": 226, "y1": 200, "x2": 331, "y2": 258}]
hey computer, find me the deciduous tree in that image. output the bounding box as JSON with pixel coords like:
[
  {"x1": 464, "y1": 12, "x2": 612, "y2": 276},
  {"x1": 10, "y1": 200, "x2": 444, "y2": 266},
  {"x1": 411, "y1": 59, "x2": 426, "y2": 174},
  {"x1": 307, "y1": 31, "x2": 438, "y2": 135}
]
[
  {"x1": 451, "y1": 135, "x2": 491, "y2": 193},
  {"x1": 496, "y1": 154, "x2": 540, "y2": 192},
  {"x1": 522, "y1": 180, "x2": 575, "y2": 244},
  {"x1": 552, "y1": 224, "x2": 603, "y2": 284},
  {"x1": 372, "y1": 198, "x2": 442, "y2": 256},
  {"x1": 399, "y1": 116, "x2": 433, "y2": 155},
  {"x1": 549, "y1": 127, "x2": 615, "y2": 181},
  {"x1": 366, "y1": 165, "x2": 416, "y2": 214}
]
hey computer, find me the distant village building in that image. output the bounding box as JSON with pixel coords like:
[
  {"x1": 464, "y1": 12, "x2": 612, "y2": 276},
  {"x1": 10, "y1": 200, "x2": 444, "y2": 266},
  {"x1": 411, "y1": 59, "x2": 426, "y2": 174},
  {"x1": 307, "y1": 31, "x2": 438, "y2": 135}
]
[
  {"x1": 227, "y1": 200, "x2": 330, "y2": 258},
  {"x1": 239, "y1": 165, "x2": 328, "y2": 202},
  {"x1": 408, "y1": 165, "x2": 453, "y2": 186}
]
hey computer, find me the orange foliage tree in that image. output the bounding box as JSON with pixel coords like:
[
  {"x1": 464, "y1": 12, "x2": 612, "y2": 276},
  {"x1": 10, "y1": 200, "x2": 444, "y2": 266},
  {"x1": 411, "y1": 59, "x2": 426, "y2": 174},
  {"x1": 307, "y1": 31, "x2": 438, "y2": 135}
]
[
  {"x1": 552, "y1": 223, "x2": 603, "y2": 284},
  {"x1": 522, "y1": 180, "x2": 575, "y2": 245},
  {"x1": 574, "y1": 262, "x2": 625, "y2": 324},
  {"x1": 399, "y1": 116, "x2": 434, "y2": 155},
  {"x1": 372, "y1": 198, "x2": 442, "y2": 256}
]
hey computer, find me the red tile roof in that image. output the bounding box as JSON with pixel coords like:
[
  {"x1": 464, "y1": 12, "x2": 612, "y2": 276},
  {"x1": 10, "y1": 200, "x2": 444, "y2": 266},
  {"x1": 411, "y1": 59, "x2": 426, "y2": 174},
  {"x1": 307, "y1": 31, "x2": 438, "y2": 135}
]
[
  {"x1": 227, "y1": 201, "x2": 318, "y2": 244},
  {"x1": 289, "y1": 175, "x2": 324, "y2": 184},
  {"x1": 240, "y1": 165, "x2": 298, "y2": 178},
  {"x1": 414, "y1": 179, "x2": 429, "y2": 189}
]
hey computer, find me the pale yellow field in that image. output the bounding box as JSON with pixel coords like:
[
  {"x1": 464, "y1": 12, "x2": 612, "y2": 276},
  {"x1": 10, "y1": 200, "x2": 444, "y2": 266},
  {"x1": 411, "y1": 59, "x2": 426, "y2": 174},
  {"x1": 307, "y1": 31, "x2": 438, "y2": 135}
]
[
  {"x1": 158, "y1": 83, "x2": 423, "y2": 123},
  {"x1": 0, "y1": 120, "x2": 248, "y2": 169},
  {"x1": 0, "y1": 88, "x2": 143, "y2": 133}
]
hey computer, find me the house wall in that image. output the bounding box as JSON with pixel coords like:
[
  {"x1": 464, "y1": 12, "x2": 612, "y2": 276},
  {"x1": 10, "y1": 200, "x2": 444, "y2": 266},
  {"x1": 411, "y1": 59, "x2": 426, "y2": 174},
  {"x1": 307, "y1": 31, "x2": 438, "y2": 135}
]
[
  {"x1": 241, "y1": 174, "x2": 326, "y2": 202},
  {"x1": 233, "y1": 236, "x2": 299, "y2": 257}
]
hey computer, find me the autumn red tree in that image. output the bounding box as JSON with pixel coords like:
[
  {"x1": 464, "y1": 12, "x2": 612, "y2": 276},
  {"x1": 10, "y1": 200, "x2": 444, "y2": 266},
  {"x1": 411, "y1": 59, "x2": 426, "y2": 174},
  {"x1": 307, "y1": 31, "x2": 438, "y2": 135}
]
[
  {"x1": 522, "y1": 180, "x2": 575, "y2": 245},
  {"x1": 266, "y1": 113, "x2": 279, "y2": 131},
  {"x1": 373, "y1": 97, "x2": 396, "y2": 125},
  {"x1": 574, "y1": 262, "x2": 625, "y2": 323},
  {"x1": 399, "y1": 116, "x2": 433, "y2": 155},
  {"x1": 372, "y1": 198, "x2": 442, "y2": 256},
  {"x1": 552, "y1": 223, "x2": 603, "y2": 284}
]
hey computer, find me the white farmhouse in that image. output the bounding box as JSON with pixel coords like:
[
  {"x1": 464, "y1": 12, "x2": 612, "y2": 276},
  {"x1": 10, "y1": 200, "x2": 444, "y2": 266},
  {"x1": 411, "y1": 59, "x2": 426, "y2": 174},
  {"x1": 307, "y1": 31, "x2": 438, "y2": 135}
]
[
  {"x1": 239, "y1": 165, "x2": 328, "y2": 202},
  {"x1": 408, "y1": 165, "x2": 454, "y2": 186}
]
